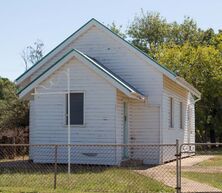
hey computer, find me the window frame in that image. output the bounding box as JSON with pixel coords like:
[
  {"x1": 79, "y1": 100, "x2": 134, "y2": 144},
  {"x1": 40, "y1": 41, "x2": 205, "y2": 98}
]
[
  {"x1": 169, "y1": 97, "x2": 174, "y2": 129},
  {"x1": 65, "y1": 91, "x2": 85, "y2": 126},
  {"x1": 179, "y1": 101, "x2": 183, "y2": 129}
]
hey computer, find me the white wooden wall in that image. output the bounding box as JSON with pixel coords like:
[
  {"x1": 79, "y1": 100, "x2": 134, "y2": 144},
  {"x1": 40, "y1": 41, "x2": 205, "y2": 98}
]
[
  {"x1": 30, "y1": 58, "x2": 118, "y2": 165},
  {"x1": 129, "y1": 101, "x2": 160, "y2": 164},
  {"x1": 161, "y1": 76, "x2": 195, "y2": 162},
  {"x1": 27, "y1": 25, "x2": 163, "y2": 106},
  {"x1": 116, "y1": 91, "x2": 161, "y2": 164},
  {"x1": 26, "y1": 24, "x2": 196, "y2": 165},
  {"x1": 162, "y1": 76, "x2": 192, "y2": 143},
  {"x1": 187, "y1": 93, "x2": 195, "y2": 144},
  {"x1": 115, "y1": 92, "x2": 125, "y2": 165}
]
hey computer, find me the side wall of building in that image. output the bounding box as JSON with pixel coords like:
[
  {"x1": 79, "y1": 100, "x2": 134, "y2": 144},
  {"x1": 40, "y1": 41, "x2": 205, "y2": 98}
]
[{"x1": 161, "y1": 76, "x2": 195, "y2": 162}]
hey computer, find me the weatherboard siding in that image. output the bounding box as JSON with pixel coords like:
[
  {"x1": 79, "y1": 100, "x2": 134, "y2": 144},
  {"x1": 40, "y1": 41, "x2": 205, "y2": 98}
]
[
  {"x1": 30, "y1": 57, "x2": 118, "y2": 165},
  {"x1": 72, "y1": 26, "x2": 163, "y2": 105},
  {"x1": 27, "y1": 25, "x2": 162, "y2": 105},
  {"x1": 115, "y1": 91, "x2": 126, "y2": 165},
  {"x1": 116, "y1": 91, "x2": 161, "y2": 164},
  {"x1": 129, "y1": 101, "x2": 161, "y2": 164},
  {"x1": 129, "y1": 102, "x2": 160, "y2": 144},
  {"x1": 29, "y1": 100, "x2": 35, "y2": 160},
  {"x1": 162, "y1": 76, "x2": 190, "y2": 143},
  {"x1": 187, "y1": 94, "x2": 195, "y2": 144},
  {"x1": 162, "y1": 76, "x2": 195, "y2": 162}
]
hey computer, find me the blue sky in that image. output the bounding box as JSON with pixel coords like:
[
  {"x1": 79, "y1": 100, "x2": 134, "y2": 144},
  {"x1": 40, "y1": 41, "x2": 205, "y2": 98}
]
[{"x1": 1, "y1": 0, "x2": 222, "y2": 81}]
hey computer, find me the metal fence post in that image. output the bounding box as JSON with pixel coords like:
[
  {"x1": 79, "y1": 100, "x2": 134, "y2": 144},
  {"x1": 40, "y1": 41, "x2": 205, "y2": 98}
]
[
  {"x1": 176, "y1": 139, "x2": 181, "y2": 193},
  {"x1": 54, "y1": 145, "x2": 58, "y2": 190}
]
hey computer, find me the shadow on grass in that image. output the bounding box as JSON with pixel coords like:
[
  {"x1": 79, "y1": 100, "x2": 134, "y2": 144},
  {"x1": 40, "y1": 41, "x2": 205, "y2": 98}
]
[{"x1": 0, "y1": 159, "x2": 160, "y2": 175}]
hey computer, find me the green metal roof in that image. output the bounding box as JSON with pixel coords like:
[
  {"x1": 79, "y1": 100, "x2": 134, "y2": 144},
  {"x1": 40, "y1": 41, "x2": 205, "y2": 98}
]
[
  {"x1": 79, "y1": 50, "x2": 144, "y2": 96},
  {"x1": 17, "y1": 49, "x2": 145, "y2": 97},
  {"x1": 16, "y1": 18, "x2": 176, "y2": 83}
]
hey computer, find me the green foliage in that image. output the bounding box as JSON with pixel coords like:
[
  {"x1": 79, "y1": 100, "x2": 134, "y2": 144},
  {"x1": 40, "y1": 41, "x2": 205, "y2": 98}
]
[
  {"x1": 108, "y1": 22, "x2": 126, "y2": 39},
  {"x1": 155, "y1": 43, "x2": 222, "y2": 142},
  {"x1": 127, "y1": 10, "x2": 169, "y2": 57},
  {"x1": 1, "y1": 40, "x2": 43, "y2": 134},
  {"x1": 0, "y1": 78, "x2": 29, "y2": 131},
  {"x1": 127, "y1": 11, "x2": 206, "y2": 56},
  {"x1": 168, "y1": 17, "x2": 203, "y2": 46}
]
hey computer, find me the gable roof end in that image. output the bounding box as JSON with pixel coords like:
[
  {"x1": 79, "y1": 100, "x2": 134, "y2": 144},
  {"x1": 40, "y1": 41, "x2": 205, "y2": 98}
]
[
  {"x1": 18, "y1": 49, "x2": 145, "y2": 101},
  {"x1": 15, "y1": 18, "x2": 200, "y2": 98},
  {"x1": 15, "y1": 18, "x2": 176, "y2": 85}
]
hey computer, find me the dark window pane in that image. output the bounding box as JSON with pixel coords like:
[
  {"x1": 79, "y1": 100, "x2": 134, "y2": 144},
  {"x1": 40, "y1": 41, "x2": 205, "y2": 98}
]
[
  {"x1": 180, "y1": 102, "x2": 183, "y2": 129},
  {"x1": 66, "y1": 93, "x2": 84, "y2": 125},
  {"x1": 169, "y1": 97, "x2": 173, "y2": 128}
]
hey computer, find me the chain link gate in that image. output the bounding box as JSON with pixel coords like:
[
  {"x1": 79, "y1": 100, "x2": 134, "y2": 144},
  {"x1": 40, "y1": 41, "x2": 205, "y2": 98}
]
[{"x1": 177, "y1": 143, "x2": 222, "y2": 193}]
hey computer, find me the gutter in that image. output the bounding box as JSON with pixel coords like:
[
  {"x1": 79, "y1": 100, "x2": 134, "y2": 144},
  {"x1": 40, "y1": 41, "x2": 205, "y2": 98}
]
[{"x1": 191, "y1": 96, "x2": 201, "y2": 105}]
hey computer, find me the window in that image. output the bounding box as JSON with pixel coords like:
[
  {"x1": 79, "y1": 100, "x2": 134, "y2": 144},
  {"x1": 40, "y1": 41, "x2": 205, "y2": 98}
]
[
  {"x1": 66, "y1": 93, "x2": 84, "y2": 125},
  {"x1": 179, "y1": 102, "x2": 183, "y2": 129},
  {"x1": 169, "y1": 97, "x2": 174, "y2": 128}
]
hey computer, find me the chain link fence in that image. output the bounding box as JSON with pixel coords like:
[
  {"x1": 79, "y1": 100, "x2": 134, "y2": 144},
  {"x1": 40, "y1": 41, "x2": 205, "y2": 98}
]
[
  {"x1": 0, "y1": 144, "x2": 177, "y2": 193},
  {"x1": 2, "y1": 143, "x2": 222, "y2": 193},
  {"x1": 179, "y1": 143, "x2": 222, "y2": 193}
]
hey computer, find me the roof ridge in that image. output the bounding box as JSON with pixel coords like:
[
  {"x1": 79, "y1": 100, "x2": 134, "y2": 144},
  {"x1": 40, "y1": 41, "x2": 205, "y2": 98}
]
[
  {"x1": 16, "y1": 18, "x2": 176, "y2": 83},
  {"x1": 91, "y1": 18, "x2": 177, "y2": 77}
]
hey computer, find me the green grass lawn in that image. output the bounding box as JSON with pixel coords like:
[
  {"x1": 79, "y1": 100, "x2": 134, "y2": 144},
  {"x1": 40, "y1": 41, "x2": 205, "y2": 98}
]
[
  {"x1": 183, "y1": 172, "x2": 222, "y2": 190},
  {"x1": 0, "y1": 167, "x2": 174, "y2": 193},
  {"x1": 197, "y1": 155, "x2": 222, "y2": 167}
]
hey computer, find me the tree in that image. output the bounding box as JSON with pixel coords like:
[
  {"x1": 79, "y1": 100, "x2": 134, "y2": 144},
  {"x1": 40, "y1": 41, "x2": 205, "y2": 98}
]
[
  {"x1": 0, "y1": 78, "x2": 29, "y2": 131},
  {"x1": 155, "y1": 43, "x2": 222, "y2": 142},
  {"x1": 108, "y1": 22, "x2": 126, "y2": 39},
  {"x1": 21, "y1": 39, "x2": 44, "y2": 70},
  {"x1": 127, "y1": 11, "x2": 205, "y2": 57},
  {"x1": 211, "y1": 31, "x2": 222, "y2": 52},
  {"x1": 201, "y1": 28, "x2": 215, "y2": 45},
  {"x1": 0, "y1": 40, "x2": 44, "y2": 141},
  {"x1": 125, "y1": 11, "x2": 222, "y2": 142},
  {"x1": 168, "y1": 17, "x2": 203, "y2": 46},
  {"x1": 127, "y1": 10, "x2": 169, "y2": 57}
]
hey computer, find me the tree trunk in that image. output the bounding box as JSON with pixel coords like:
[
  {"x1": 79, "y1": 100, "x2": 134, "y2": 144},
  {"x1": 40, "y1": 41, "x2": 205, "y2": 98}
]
[
  {"x1": 219, "y1": 131, "x2": 222, "y2": 143},
  {"x1": 210, "y1": 127, "x2": 216, "y2": 143}
]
